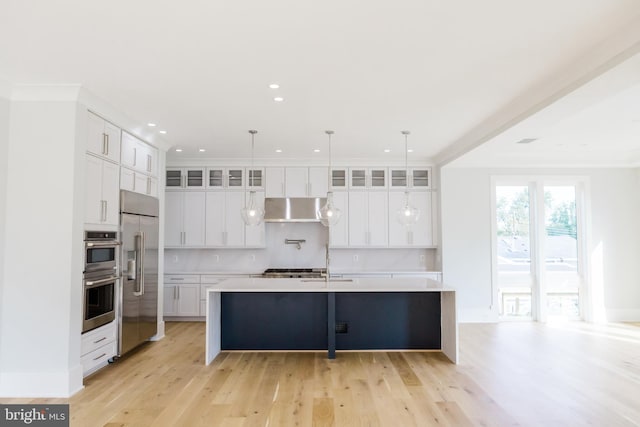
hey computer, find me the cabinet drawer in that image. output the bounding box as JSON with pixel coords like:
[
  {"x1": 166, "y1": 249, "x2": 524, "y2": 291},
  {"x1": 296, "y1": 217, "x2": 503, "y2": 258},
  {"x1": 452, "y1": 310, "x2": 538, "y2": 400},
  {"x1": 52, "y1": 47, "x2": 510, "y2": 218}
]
[
  {"x1": 164, "y1": 274, "x2": 200, "y2": 283},
  {"x1": 81, "y1": 340, "x2": 117, "y2": 376},
  {"x1": 200, "y1": 275, "x2": 224, "y2": 284},
  {"x1": 81, "y1": 321, "x2": 116, "y2": 356}
]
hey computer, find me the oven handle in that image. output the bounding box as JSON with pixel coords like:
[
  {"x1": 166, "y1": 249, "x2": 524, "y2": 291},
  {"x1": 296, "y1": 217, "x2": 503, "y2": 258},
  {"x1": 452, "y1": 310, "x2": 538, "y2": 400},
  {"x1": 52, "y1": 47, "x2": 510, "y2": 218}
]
[
  {"x1": 86, "y1": 241, "x2": 120, "y2": 248},
  {"x1": 85, "y1": 276, "x2": 118, "y2": 289}
]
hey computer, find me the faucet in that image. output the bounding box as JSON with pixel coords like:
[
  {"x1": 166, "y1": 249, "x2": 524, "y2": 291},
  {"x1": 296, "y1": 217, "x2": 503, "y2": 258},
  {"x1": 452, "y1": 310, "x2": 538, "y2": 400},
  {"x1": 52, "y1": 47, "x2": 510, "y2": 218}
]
[
  {"x1": 325, "y1": 243, "x2": 330, "y2": 283},
  {"x1": 285, "y1": 239, "x2": 305, "y2": 250}
]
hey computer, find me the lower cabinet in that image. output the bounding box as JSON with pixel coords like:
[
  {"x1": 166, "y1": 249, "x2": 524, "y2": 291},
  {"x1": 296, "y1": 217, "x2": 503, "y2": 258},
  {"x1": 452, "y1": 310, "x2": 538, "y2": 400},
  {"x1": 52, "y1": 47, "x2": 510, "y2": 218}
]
[
  {"x1": 81, "y1": 320, "x2": 117, "y2": 377},
  {"x1": 163, "y1": 275, "x2": 201, "y2": 317}
]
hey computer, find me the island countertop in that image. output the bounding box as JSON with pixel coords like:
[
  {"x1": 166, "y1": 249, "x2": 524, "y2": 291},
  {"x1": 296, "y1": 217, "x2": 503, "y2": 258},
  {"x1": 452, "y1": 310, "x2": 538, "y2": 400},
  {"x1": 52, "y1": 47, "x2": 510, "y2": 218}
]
[{"x1": 208, "y1": 277, "x2": 454, "y2": 293}]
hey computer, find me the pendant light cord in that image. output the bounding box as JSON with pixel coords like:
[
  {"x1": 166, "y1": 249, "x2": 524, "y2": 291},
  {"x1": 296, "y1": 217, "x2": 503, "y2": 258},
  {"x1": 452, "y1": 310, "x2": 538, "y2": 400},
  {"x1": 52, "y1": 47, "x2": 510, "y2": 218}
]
[
  {"x1": 249, "y1": 130, "x2": 257, "y2": 186},
  {"x1": 325, "y1": 130, "x2": 334, "y2": 190},
  {"x1": 402, "y1": 130, "x2": 410, "y2": 186}
]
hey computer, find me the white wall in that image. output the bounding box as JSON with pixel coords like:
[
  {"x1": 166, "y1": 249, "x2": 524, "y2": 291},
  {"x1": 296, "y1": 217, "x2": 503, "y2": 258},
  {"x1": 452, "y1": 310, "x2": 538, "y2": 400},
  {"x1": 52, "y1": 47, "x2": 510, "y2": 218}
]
[
  {"x1": 0, "y1": 89, "x2": 85, "y2": 397},
  {"x1": 0, "y1": 82, "x2": 11, "y2": 391},
  {"x1": 441, "y1": 167, "x2": 640, "y2": 322}
]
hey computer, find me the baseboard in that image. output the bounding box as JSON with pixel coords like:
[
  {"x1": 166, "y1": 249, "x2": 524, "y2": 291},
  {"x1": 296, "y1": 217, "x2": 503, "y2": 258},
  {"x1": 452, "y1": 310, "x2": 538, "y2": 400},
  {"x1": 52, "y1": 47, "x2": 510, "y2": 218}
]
[
  {"x1": 605, "y1": 309, "x2": 640, "y2": 322},
  {"x1": 151, "y1": 320, "x2": 166, "y2": 341},
  {"x1": 0, "y1": 368, "x2": 82, "y2": 398}
]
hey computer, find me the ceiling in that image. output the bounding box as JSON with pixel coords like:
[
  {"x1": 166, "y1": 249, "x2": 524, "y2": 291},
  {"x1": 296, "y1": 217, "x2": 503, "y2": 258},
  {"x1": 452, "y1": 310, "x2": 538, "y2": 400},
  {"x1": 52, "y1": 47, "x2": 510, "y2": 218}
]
[{"x1": 1, "y1": 0, "x2": 640, "y2": 165}]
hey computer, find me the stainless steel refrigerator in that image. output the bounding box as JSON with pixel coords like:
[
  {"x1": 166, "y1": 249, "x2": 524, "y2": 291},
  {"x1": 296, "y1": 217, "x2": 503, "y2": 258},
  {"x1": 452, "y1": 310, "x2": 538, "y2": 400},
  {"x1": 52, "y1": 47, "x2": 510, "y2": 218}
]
[{"x1": 119, "y1": 190, "x2": 159, "y2": 356}]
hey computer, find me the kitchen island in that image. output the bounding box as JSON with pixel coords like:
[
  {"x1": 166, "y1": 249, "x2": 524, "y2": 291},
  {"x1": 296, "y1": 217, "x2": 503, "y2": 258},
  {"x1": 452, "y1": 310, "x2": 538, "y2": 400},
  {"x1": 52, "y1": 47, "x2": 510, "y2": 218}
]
[{"x1": 205, "y1": 277, "x2": 457, "y2": 364}]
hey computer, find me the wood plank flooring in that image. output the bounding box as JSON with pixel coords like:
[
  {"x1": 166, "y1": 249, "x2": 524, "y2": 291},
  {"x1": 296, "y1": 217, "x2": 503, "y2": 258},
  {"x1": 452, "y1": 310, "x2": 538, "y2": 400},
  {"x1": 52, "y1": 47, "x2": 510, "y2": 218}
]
[{"x1": 3, "y1": 321, "x2": 640, "y2": 426}]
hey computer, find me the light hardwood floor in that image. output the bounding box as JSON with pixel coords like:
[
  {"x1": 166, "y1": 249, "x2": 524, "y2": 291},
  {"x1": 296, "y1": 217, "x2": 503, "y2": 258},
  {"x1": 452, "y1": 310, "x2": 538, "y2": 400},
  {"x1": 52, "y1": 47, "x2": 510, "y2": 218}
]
[{"x1": 3, "y1": 321, "x2": 640, "y2": 426}]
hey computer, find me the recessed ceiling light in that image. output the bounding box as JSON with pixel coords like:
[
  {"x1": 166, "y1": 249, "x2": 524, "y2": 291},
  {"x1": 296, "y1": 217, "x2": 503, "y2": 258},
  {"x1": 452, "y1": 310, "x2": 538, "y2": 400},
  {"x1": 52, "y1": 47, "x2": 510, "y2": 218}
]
[
  {"x1": 269, "y1": 83, "x2": 280, "y2": 89},
  {"x1": 516, "y1": 138, "x2": 537, "y2": 144},
  {"x1": 313, "y1": 149, "x2": 320, "y2": 153},
  {"x1": 175, "y1": 148, "x2": 183, "y2": 152},
  {"x1": 159, "y1": 130, "x2": 167, "y2": 134},
  {"x1": 275, "y1": 149, "x2": 282, "y2": 153},
  {"x1": 384, "y1": 149, "x2": 391, "y2": 153},
  {"x1": 407, "y1": 149, "x2": 414, "y2": 153},
  {"x1": 274, "y1": 97, "x2": 284, "y2": 102},
  {"x1": 199, "y1": 148, "x2": 206, "y2": 152},
  {"x1": 147, "y1": 123, "x2": 157, "y2": 127}
]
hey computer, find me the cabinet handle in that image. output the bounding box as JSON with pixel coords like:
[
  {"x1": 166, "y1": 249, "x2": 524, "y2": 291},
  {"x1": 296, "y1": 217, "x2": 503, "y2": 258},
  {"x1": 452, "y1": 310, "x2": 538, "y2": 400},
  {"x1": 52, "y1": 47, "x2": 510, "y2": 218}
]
[
  {"x1": 147, "y1": 177, "x2": 151, "y2": 195},
  {"x1": 281, "y1": 182, "x2": 284, "y2": 196},
  {"x1": 93, "y1": 337, "x2": 107, "y2": 344},
  {"x1": 101, "y1": 133, "x2": 107, "y2": 155},
  {"x1": 93, "y1": 353, "x2": 107, "y2": 361},
  {"x1": 177, "y1": 286, "x2": 180, "y2": 299},
  {"x1": 181, "y1": 175, "x2": 185, "y2": 188},
  {"x1": 170, "y1": 278, "x2": 184, "y2": 281},
  {"x1": 105, "y1": 134, "x2": 109, "y2": 156},
  {"x1": 147, "y1": 154, "x2": 152, "y2": 172},
  {"x1": 133, "y1": 147, "x2": 137, "y2": 166}
]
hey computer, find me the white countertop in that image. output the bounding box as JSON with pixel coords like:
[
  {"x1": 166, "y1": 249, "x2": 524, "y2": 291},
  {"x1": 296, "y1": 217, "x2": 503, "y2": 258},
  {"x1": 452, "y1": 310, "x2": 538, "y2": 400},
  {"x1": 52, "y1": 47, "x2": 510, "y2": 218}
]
[{"x1": 206, "y1": 277, "x2": 454, "y2": 293}]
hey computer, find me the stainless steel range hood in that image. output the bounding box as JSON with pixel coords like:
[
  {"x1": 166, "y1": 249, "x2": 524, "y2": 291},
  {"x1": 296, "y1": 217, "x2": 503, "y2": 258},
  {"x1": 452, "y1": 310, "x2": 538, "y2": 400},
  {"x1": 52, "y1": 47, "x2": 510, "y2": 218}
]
[{"x1": 264, "y1": 197, "x2": 326, "y2": 222}]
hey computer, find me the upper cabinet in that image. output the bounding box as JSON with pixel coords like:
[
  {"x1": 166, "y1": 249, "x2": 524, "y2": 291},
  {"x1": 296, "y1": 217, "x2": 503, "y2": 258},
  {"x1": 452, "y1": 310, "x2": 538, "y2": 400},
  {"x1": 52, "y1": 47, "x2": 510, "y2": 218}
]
[
  {"x1": 87, "y1": 111, "x2": 121, "y2": 163},
  {"x1": 389, "y1": 168, "x2": 432, "y2": 189},
  {"x1": 348, "y1": 168, "x2": 387, "y2": 190},
  {"x1": 166, "y1": 168, "x2": 206, "y2": 189},
  {"x1": 85, "y1": 154, "x2": 120, "y2": 226},
  {"x1": 206, "y1": 167, "x2": 244, "y2": 189},
  {"x1": 388, "y1": 191, "x2": 434, "y2": 247},
  {"x1": 264, "y1": 167, "x2": 328, "y2": 198},
  {"x1": 121, "y1": 132, "x2": 158, "y2": 176},
  {"x1": 330, "y1": 168, "x2": 348, "y2": 190},
  {"x1": 247, "y1": 168, "x2": 265, "y2": 190}
]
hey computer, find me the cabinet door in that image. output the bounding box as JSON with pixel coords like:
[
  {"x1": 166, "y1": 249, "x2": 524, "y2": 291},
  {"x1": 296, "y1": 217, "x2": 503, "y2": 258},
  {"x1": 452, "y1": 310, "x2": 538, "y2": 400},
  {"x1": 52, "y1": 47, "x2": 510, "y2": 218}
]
[
  {"x1": 410, "y1": 168, "x2": 430, "y2": 189},
  {"x1": 265, "y1": 167, "x2": 285, "y2": 197},
  {"x1": 145, "y1": 146, "x2": 158, "y2": 176},
  {"x1": 84, "y1": 154, "x2": 103, "y2": 224},
  {"x1": 247, "y1": 168, "x2": 264, "y2": 190},
  {"x1": 225, "y1": 191, "x2": 246, "y2": 247},
  {"x1": 308, "y1": 167, "x2": 328, "y2": 197},
  {"x1": 166, "y1": 169, "x2": 183, "y2": 188},
  {"x1": 348, "y1": 192, "x2": 368, "y2": 246},
  {"x1": 245, "y1": 191, "x2": 265, "y2": 247},
  {"x1": 101, "y1": 161, "x2": 120, "y2": 226},
  {"x1": 207, "y1": 168, "x2": 225, "y2": 189},
  {"x1": 227, "y1": 168, "x2": 244, "y2": 189},
  {"x1": 176, "y1": 284, "x2": 200, "y2": 316},
  {"x1": 329, "y1": 191, "x2": 349, "y2": 247},
  {"x1": 120, "y1": 167, "x2": 136, "y2": 193},
  {"x1": 330, "y1": 168, "x2": 347, "y2": 189},
  {"x1": 285, "y1": 167, "x2": 308, "y2": 197},
  {"x1": 368, "y1": 192, "x2": 388, "y2": 246},
  {"x1": 103, "y1": 121, "x2": 121, "y2": 163},
  {"x1": 185, "y1": 169, "x2": 205, "y2": 188},
  {"x1": 205, "y1": 192, "x2": 225, "y2": 246},
  {"x1": 134, "y1": 172, "x2": 148, "y2": 195},
  {"x1": 370, "y1": 168, "x2": 387, "y2": 189},
  {"x1": 87, "y1": 112, "x2": 106, "y2": 156},
  {"x1": 390, "y1": 169, "x2": 408, "y2": 189},
  {"x1": 409, "y1": 192, "x2": 433, "y2": 246},
  {"x1": 183, "y1": 192, "x2": 206, "y2": 246},
  {"x1": 120, "y1": 132, "x2": 137, "y2": 169},
  {"x1": 163, "y1": 285, "x2": 178, "y2": 316},
  {"x1": 349, "y1": 168, "x2": 367, "y2": 189},
  {"x1": 148, "y1": 177, "x2": 158, "y2": 197},
  {"x1": 388, "y1": 191, "x2": 409, "y2": 246},
  {"x1": 164, "y1": 192, "x2": 184, "y2": 246}
]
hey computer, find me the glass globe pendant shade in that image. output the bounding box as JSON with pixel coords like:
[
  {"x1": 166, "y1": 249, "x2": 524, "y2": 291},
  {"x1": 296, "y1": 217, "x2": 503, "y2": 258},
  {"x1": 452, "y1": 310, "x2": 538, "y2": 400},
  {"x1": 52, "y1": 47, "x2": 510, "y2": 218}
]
[
  {"x1": 241, "y1": 191, "x2": 264, "y2": 226},
  {"x1": 396, "y1": 191, "x2": 420, "y2": 226},
  {"x1": 319, "y1": 192, "x2": 342, "y2": 227}
]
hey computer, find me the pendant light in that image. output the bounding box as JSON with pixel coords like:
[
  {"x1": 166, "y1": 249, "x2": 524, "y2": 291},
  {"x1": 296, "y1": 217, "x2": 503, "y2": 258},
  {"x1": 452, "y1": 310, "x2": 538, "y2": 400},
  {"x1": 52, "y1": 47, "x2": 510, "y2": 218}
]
[
  {"x1": 241, "y1": 130, "x2": 265, "y2": 226},
  {"x1": 396, "y1": 130, "x2": 420, "y2": 226},
  {"x1": 318, "y1": 130, "x2": 342, "y2": 227}
]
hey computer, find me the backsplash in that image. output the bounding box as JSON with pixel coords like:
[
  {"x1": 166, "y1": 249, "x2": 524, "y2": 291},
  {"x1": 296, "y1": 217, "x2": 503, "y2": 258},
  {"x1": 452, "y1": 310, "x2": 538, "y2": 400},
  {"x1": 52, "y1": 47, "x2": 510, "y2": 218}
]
[{"x1": 165, "y1": 222, "x2": 437, "y2": 273}]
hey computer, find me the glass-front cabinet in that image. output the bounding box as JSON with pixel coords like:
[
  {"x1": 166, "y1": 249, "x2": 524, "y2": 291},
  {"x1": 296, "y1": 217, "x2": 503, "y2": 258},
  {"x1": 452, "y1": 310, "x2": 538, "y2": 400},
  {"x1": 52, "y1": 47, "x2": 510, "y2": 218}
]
[
  {"x1": 165, "y1": 168, "x2": 205, "y2": 189},
  {"x1": 331, "y1": 168, "x2": 347, "y2": 189},
  {"x1": 206, "y1": 168, "x2": 245, "y2": 189},
  {"x1": 389, "y1": 168, "x2": 431, "y2": 189}
]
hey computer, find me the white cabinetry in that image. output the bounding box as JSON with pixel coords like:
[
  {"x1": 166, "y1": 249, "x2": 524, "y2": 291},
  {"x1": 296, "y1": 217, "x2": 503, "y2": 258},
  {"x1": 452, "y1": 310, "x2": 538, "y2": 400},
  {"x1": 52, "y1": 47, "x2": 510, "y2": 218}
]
[
  {"x1": 165, "y1": 191, "x2": 206, "y2": 247},
  {"x1": 265, "y1": 167, "x2": 328, "y2": 197},
  {"x1": 166, "y1": 168, "x2": 205, "y2": 189},
  {"x1": 121, "y1": 132, "x2": 158, "y2": 176},
  {"x1": 206, "y1": 167, "x2": 244, "y2": 189},
  {"x1": 331, "y1": 168, "x2": 348, "y2": 190},
  {"x1": 85, "y1": 154, "x2": 120, "y2": 227},
  {"x1": 81, "y1": 320, "x2": 117, "y2": 377},
  {"x1": 120, "y1": 168, "x2": 158, "y2": 197},
  {"x1": 164, "y1": 275, "x2": 200, "y2": 317},
  {"x1": 348, "y1": 168, "x2": 387, "y2": 190},
  {"x1": 205, "y1": 191, "x2": 261, "y2": 247},
  {"x1": 389, "y1": 168, "x2": 431, "y2": 189},
  {"x1": 348, "y1": 191, "x2": 388, "y2": 246},
  {"x1": 388, "y1": 191, "x2": 434, "y2": 247},
  {"x1": 87, "y1": 111, "x2": 121, "y2": 163},
  {"x1": 329, "y1": 191, "x2": 349, "y2": 247}
]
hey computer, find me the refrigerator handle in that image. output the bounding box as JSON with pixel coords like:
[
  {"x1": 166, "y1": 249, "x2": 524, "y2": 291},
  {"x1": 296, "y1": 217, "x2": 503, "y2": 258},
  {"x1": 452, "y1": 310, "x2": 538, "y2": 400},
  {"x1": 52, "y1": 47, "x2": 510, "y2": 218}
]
[
  {"x1": 139, "y1": 231, "x2": 146, "y2": 295},
  {"x1": 133, "y1": 232, "x2": 144, "y2": 296}
]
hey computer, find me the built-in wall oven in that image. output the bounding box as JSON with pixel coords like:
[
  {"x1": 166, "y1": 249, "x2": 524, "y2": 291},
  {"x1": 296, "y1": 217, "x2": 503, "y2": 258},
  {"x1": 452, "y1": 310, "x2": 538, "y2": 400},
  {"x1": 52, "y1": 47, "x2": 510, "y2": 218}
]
[{"x1": 83, "y1": 231, "x2": 119, "y2": 333}]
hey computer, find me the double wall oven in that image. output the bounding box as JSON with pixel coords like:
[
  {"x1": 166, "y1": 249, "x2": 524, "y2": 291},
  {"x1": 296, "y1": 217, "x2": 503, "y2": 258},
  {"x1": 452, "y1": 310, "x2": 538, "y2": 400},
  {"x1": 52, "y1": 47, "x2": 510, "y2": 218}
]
[{"x1": 83, "y1": 231, "x2": 119, "y2": 333}]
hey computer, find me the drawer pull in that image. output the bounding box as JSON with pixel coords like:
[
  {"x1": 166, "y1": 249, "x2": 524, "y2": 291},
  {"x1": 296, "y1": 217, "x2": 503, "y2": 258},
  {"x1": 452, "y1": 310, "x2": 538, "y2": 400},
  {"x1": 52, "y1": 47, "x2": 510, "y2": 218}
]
[
  {"x1": 170, "y1": 278, "x2": 184, "y2": 281},
  {"x1": 93, "y1": 337, "x2": 107, "y2": 344},
  {"x1": 93, "y1": 353, "x2": 107, "y2": 361}
]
